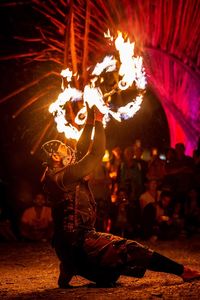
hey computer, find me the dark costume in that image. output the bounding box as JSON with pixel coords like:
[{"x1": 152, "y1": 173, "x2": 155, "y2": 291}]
[{"x1": 43, "y1": 111, "x2": 184, "y2": 287}]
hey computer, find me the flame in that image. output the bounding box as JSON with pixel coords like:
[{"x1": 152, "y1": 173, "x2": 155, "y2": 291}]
[
  {"x1": 49, "y1": 31, "x2": 147, "y2": 140},
  {"x1": 48, "y1": 81, "x2": 83, "y2": 139},
  {"x1": 60, "y1": 68, "x2": 73, "y2": 81},
  {"x1": 116, "y1": 95, "x2": 143, "y2": 120},
  {"x1": 115, "y1": 32, "x2": 146, "y2": 90},
  {"x1": 104, "y1": 29, "x2": 113, "y2": 41},
  {"x1": 92, "y1": 55, "x2": 117, "y2": 76},
  {"x1": 102, "y1": 149, "x2": 110, "y2": 162}
]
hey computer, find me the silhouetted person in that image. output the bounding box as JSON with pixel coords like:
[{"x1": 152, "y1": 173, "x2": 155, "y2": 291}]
[{"x1": 89, "y1": 161, "x2": 111, "y2": 232}]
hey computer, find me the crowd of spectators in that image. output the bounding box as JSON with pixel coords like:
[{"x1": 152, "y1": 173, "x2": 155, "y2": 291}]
[
  {"x1": 89, "y1": 139, "x2": 200, "y2": 241},
  {"x1": 0, "y1": 138, "x2": 200, "y2": 242}
]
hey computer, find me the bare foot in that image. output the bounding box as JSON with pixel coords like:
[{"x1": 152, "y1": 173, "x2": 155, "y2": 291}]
[{"x1": 181, "y1": 267, "x2": 200, "y2": 282}]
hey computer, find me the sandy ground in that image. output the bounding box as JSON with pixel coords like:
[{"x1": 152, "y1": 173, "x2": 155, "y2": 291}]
[{"x1": 0, "y1": 237, "x2": 200, "y2": 300}]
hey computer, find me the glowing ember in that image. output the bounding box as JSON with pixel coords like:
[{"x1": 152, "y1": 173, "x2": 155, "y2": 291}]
[{"x1": 49, "y1": 31, "x2": 147, "y2": 140}]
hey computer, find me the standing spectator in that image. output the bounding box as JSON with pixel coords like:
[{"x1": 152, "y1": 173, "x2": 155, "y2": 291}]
[
  {"x1": 172, "y1": 143, "x2": 194, "y2": 216},
  {"x1": 162, "y1": 147, "x2": 176, "y2": 191},
  {"x1": 109, "y1": 188, "x2": 130, "y2": 237},
  {"x1": 118, "y1": 146, "x2": 141, "y2": 235},
  {"x1": 20, "y1": 193, "x2": 53, "y2": 241},
  {"x1": 147, "y1": 148, "x2": 165, "y2": 183},
  {"x1": 107, "y1": 146, "x2": 122, "y2": 202},
  {"x1": 132, "y1": 146, "x2": 148, "y2": 200},
  {"x1": 89, "y1": 160, "x2": 111, "y2": 232}
]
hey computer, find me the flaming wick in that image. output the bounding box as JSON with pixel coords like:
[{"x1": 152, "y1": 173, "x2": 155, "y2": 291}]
[{"x1": 49, "y1": 31, "x2": 147, "y2": 140}]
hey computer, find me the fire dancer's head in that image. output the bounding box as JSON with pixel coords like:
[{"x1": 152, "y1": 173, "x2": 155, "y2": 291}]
[{"x1": 41, "y1": 140, "x2": 76, "y2": 168}]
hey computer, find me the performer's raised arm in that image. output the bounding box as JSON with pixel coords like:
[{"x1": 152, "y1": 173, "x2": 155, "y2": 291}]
[
  {"x1": 76, "y1": 103, "x2": 94, "y2": 161},
  {"x1": 61, "y1": 107, "x2": 105, "y2": 185}
]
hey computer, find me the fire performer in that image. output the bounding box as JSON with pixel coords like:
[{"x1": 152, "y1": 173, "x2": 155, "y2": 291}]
[{"x1": 42, "y1": 103, "x2": 200, "y2": 288}]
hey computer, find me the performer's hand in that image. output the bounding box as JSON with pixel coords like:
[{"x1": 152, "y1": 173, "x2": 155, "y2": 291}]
[{"x1": 94, "y1": 106, "x2": 104, "y2": 122}]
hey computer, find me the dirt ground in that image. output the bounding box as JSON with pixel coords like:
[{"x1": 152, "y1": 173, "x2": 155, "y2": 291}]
[{"x1": 0, "y1": 237, "x2": 200, "y2": 300}]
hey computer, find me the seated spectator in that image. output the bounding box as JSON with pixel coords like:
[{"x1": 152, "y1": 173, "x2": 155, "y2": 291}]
[
  {"x1": 139, "y1": 178, "x2": 161, "y2": 212},
  {"x1": 139, "y1": 178, "x2": 161, "y2": 239},
  {"x1": 156, "y1": 191, "x2": 180, "y2": 240},
  {"x1": 140, "y1": 187, "x2": 180, "y2": 241},
  {"x1": 20, "y1": 193, "x2": 53, "y2": 241}
]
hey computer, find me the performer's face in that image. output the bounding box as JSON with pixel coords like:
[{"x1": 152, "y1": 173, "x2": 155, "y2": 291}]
[
  {"x1": 57, "y1": 144, "x2": 69, "y2": 157},
  {"x1": 52, "y1": 152, "x2": 62, "y2": 164}
]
